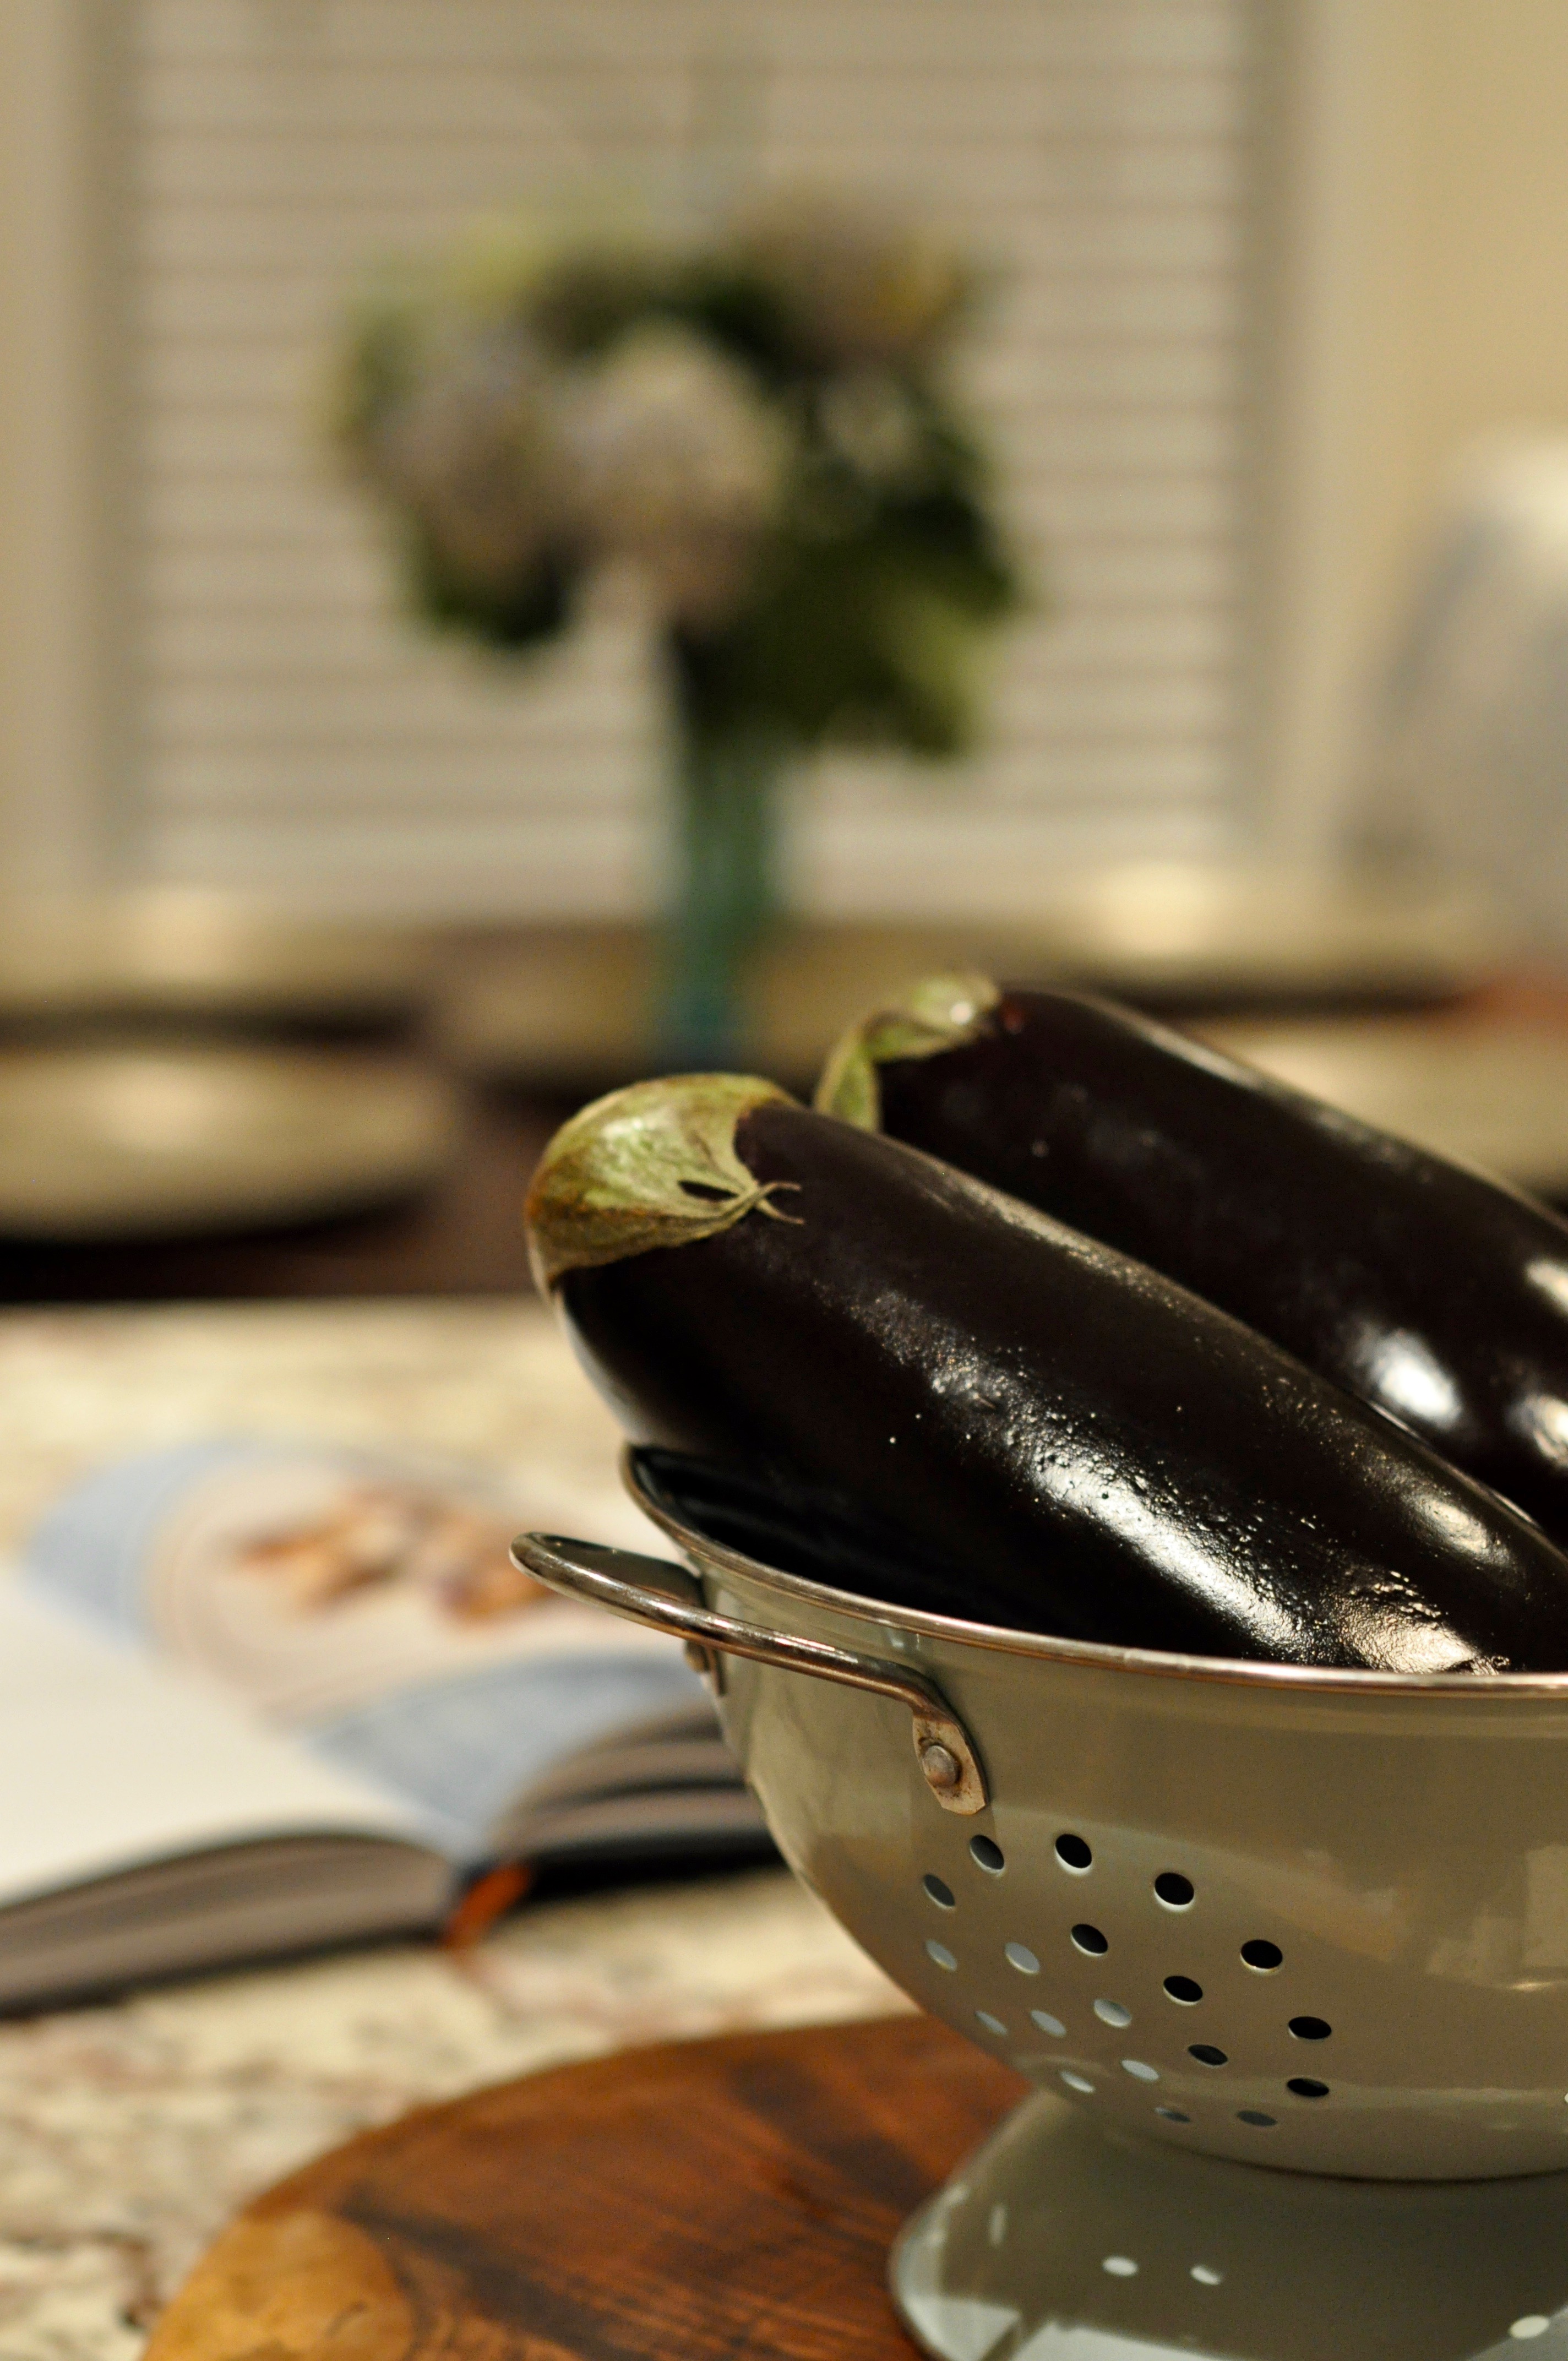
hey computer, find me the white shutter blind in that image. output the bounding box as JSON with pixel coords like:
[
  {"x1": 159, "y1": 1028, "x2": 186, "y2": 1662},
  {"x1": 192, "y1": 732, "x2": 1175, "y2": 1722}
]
[{"x1": 125, "y1": 0, "x2": 1256, "y2": 918}]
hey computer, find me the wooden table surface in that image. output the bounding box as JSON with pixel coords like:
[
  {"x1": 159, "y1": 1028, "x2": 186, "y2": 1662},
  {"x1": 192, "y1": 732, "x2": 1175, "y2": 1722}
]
[{"x1": 145, "y1": 2016, "x2": 1022, "y2": 2361}]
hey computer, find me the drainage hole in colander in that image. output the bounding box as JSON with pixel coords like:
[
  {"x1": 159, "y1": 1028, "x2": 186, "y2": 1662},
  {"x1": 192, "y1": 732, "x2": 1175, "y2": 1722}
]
[
  {"x1": 923, "y1": 1874, "x2": 956, "y2": 1910},
  {"x1": 976, "y1": 2010, "x2": 1009, "y2": 2036},
  {"x1": 1071, "y1": 1923, "x2": 1109, "y2": 1955},
  {"x1": 1005, "y1": 1941, "x2": 1041, "y2": 1975},
  {"x1": 1155, "y1": 1872, "x2": 1195, "y2": 1909},
  {"x1": 1030, "y1": 2009, "x2": 1066, "y2": 2036},
  {"x1": 1156, "y1": 2106, "x2": 1191, "y2": 2124},
  {"x1": 1061, "y1": 2069, "x2": 1095, "y2": 2094},
  {"x1": 1289, "y1": 2015, "x2": 1332, "y2": 2041},
  {"x1": 1241, "y1": 1939, "x2": 1284, "y2": 1971},
  {"x1": 926, "y1": 1940, "x2": 959, "y2": 1971},
  {"x1": 1094, "y1": 1998, "x2": 1133, "y2": 2027},
  {"x1": 1121, "y1": 2059, "x2": 1160, "y2": 2082},
  {"x1": 1237, "y1": 2110, "x2": 1277, "y2": 2128},
  {"x1": 1163, "y1": 1975, "x2": 1204, "y2": 2005},
  {"x1": 1288, "y1": 2077, "x2": 1330, "y2": 2099},
  {"x1": 1189, "y1": 2043, "x2": 1229, "y2": 2067},
  {"x1": 1055, "y1": 1833, "x2": 1093, "y2": 1872},
  {"x1": 970, "y1": 1835, "x2": 1005, "y2": 1874}
]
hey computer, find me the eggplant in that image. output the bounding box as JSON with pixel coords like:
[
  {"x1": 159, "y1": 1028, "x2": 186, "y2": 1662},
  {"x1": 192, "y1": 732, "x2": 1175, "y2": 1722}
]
[
  {"x1": 525, "y1": 1074, "x2": 1568, "y2": 1671},
  {"x1": 817, "y1": 976, "x2": 1568, "y2": 1548}
]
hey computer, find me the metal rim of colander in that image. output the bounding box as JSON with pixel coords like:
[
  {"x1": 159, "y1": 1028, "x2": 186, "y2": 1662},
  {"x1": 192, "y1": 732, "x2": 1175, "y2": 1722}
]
[{"x1": 624, "y1": 1445, "x2": 1568, "y2": 1702}]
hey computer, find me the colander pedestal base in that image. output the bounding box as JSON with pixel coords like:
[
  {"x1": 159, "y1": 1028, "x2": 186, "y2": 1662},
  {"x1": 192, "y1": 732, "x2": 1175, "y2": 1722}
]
[{"x1": 891, "y1": 2089, "x2": 1568, "y2": 2360}]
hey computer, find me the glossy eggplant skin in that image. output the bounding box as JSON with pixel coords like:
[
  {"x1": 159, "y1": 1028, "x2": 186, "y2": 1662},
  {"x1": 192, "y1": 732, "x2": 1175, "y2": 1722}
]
[
  {"x1": 848, "y1": 987, "x2": 1568, "y2": 1547},
  {"x1": 551, "y1": 1096, "x2": 1568, "y2": 1671}
]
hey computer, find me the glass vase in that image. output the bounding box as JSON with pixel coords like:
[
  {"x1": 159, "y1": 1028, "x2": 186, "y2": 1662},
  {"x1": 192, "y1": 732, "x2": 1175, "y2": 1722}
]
[{"x1": 657, "y1": 717, "x2": 786, "y2": 1069}]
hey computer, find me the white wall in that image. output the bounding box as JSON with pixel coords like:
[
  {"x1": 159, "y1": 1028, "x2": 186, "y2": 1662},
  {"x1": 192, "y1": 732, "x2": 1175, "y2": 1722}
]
[
  {"x1": 1264, "y1": 0, "x2": 1568, "y2": 853},
  {"x1": 1398, "y1": 2, "x2": 1568, "y2": 595},
  {"x1": 0, "y1": 1, "x2": 117, "y2": 889}
]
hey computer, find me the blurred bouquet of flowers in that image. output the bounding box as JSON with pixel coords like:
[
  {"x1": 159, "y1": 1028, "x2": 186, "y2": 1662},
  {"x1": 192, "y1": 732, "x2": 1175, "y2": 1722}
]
[{"x1": 338, "y1": 188, "x2": 1022, "y2": 1052}]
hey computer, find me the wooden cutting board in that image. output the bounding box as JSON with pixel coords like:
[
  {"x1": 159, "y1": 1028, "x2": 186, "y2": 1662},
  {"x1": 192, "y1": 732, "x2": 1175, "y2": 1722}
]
[{"x1": 144, "y1": 2014, "x2": 1022, "y2": 2360}]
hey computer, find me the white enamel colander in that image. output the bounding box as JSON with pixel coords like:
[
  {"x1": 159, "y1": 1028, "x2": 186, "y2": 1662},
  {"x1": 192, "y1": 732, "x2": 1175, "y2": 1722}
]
[{"x1": 516, "y1": 1449, "x2": 1568, "y2": 2355}]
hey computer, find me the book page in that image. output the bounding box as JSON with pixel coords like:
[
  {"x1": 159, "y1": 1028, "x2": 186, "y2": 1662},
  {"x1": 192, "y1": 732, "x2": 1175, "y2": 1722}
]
[
  {"x1": 23, "y1": 1439, "x2": 710, "y2": 1865},
  {"x1": 0, "y1": 1580, "x2": 433, "y2": 1911},
  {"x1": 29, "y1": 1440, "x2": 682, "y2": 1719}
]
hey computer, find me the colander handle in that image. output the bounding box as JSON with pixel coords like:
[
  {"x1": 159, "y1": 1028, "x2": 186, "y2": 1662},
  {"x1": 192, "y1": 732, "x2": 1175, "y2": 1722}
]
[{"x1": 512, "y1": 1532, "x2": 988, "y2": 1816}]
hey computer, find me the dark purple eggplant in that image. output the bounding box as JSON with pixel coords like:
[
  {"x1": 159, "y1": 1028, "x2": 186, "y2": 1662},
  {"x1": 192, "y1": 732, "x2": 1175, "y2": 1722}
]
[
  {"x1": 816, "y1": 977, "x2": 1568, "y2": 1548},
  {"x1": 525, "y1": 1074, "x2": 1568, "y2": 1671}
]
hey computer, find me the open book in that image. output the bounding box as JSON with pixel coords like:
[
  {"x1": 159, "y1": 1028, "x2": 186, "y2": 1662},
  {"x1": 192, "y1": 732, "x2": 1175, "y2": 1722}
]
[{"x1": 2, "y1": 1439, "x2": 769, "y2": 2011}]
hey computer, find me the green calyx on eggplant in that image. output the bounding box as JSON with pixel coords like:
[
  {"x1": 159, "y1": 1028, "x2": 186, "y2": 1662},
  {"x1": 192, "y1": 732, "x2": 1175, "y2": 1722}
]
[
  {"x1": 814, "y1": 972, "x2": 1001, "y2": 1130},
  {"x1": 816, "y1": 978, "x2": 1568, "y2": 1551},
  {"x1": 525, "y1": 1073, "x2": 800, "y2": 1293},
  {"x1": 526, "y1": 1074, "x2": 1568, "y2": 1673}
]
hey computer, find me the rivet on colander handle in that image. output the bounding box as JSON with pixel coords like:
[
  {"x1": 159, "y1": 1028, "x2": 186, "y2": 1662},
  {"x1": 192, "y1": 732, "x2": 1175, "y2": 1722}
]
[{"x1": 511, "y1": 1532, "x2": 989, "y2": 1815}]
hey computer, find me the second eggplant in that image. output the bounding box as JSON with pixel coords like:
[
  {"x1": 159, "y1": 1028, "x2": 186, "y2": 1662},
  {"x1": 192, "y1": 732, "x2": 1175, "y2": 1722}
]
[
  {"x1": 818, "y1": 976, "x2": 1568, "y2": 1548},
  {"x1": 526, "y1": 1074, "x2": 1568, "y2": 1671}
]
